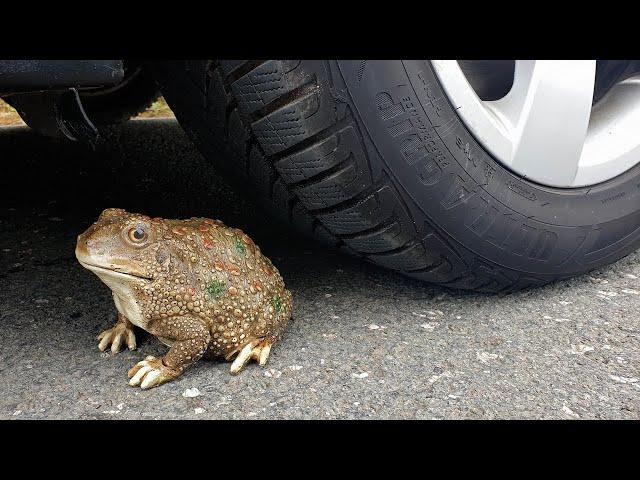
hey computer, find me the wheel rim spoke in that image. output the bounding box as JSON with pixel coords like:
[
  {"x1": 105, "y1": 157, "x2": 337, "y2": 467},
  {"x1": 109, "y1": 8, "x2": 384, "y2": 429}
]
[
  {"x1": 432, "y1": 60, "x2": 622, "y2": 187},
  {"x1": 486, "y1": 60, "x2": 596, "y2": 186}
]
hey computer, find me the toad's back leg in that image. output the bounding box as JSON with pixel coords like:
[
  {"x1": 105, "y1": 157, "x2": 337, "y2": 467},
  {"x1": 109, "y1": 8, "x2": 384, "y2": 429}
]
[{"x1": 127, "y1": 316, "x2": 211, "y2": 389}]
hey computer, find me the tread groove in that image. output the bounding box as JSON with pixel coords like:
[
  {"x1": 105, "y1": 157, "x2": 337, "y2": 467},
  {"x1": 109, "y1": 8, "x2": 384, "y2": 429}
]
[
  {"x1": 270, "y1": 117, "x2": 354, "y2": 165},
  {"x1": 248, "y1": 81, "x2": 319, "y2": 124},
  {"x1": 405, "y1": 259, "x2": 446, "y2": 275},
  {"x1": 223, "y1": 60, "x2": 266, "y2": 87},
  {"x1": 366, "y1": 241, "x2": 420, "y2": 258},
  {"x1": 336, "y1": 218, "x2": 396, "y2": 241},
  {"x1": 302, "y1": 182, "x2": 384, "y2": 217},
  {"x1": 288, "y1": 154, "x2": 354, "y2": 189}
]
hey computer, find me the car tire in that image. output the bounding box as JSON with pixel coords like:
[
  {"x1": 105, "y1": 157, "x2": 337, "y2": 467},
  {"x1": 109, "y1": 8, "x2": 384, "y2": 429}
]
[{"x1": 150, "y1": 60, "x2": 640, "y2": 293}]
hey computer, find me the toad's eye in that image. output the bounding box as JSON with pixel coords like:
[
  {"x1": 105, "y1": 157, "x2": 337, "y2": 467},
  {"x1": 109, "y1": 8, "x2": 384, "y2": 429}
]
[{"x1": 128, "y1": 227, "x2": 147, "y2": 243}]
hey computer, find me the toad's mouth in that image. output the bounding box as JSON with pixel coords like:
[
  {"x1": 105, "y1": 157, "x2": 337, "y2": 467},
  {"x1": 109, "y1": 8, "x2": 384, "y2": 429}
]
[{"x1": 78, "y1": 261, "x2": 153, "y2": 281}]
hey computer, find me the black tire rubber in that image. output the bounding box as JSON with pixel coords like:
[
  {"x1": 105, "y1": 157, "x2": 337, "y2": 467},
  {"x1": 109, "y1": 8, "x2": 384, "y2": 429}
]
[
  {"x1": 150, "y1": 60, "x2": 640, "y2": 293},
  {"x1": 80, "y1": 62, "x2": 160, "y2": 125}
]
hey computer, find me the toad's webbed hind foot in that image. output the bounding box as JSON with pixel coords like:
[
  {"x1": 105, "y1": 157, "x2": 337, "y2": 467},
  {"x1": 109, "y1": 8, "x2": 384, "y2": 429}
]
[
  {"x1": 128, "y1": 356, "x2": 180, "y2": 389},
  {"x1": 98, "y1": 313, "x2": 136, "y2": 353},
  {"x1": 227, "y1": 338, "x2": 273, "y2": 375}
]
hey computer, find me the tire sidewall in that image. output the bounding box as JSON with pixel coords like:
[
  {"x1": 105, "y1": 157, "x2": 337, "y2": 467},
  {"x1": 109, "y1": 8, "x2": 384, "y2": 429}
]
[{"x1": 336, "y1": 60, "x2": 640, "y2": 276}]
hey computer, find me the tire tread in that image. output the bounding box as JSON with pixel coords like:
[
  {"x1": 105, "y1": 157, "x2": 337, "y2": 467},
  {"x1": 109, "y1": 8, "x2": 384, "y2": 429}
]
[{"x1": 152, "y1": 59, "x2": 553, "y2": 292}]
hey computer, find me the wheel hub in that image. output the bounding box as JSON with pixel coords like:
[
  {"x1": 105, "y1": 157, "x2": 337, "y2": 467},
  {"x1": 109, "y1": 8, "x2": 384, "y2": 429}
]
[{"x1": 432, "y1": 60, "x2": 640, "y2": 188}]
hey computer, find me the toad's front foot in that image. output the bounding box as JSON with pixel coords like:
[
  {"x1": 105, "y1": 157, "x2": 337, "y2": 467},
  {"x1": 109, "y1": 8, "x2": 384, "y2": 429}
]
[
  {"x1": 127, "y1": 356, "x2": 180, "y2": 389},
  {"x1": 98, "y1": 315, "x2": 136, "y2": 353}
]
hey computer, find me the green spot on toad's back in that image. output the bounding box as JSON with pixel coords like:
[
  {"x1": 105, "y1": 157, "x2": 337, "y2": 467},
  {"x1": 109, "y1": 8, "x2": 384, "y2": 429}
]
[
  {"x1": 205, "y1": 280, "x2": 226, "y2": 299},
  {"x1": 235, "y1": 237, "x2": 246, "y2": 255},
  {"x1": 271, "y1": 295, "x2": 282, "y2": 313}
]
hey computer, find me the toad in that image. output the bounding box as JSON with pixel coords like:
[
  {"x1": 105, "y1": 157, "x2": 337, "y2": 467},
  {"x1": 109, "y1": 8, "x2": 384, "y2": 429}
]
[{"x1": 75, "y1": 208, "x2": 292, "y2": 389}]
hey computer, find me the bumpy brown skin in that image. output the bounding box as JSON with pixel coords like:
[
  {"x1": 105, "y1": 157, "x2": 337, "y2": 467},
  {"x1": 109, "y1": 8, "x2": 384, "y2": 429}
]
[{"x1": 75, "y1": 208, "x2": 292, "y2": 389}]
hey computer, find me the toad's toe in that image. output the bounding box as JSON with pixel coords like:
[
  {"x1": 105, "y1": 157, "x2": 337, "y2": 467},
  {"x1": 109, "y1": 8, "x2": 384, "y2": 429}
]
[
  {"x1": 98, "y1": 321, "x2": 136, "y2": 353},
  {"x1": 228, "y1": 338, "x2": 273, "y2": 375},
  {"x1": 127, "y1": 356, "x2": 177, "y2": 390}
]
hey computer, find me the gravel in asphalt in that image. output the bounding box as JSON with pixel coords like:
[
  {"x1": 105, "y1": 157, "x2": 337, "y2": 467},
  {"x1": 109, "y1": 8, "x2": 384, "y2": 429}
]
[{"x1": 1, "y1": 119, "x2": 639, "y2": 419}]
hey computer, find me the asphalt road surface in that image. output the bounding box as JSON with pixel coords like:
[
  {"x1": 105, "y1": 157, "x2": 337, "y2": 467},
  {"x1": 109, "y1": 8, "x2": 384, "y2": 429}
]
[{"x1": 1, "y1": 119, "x2": 639, "y2": 419}]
